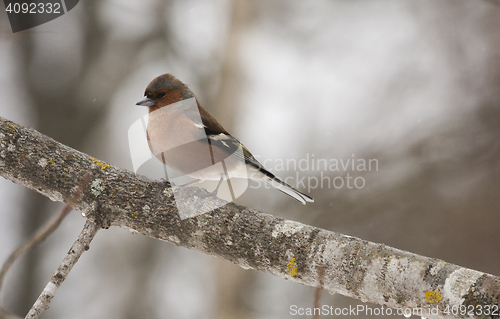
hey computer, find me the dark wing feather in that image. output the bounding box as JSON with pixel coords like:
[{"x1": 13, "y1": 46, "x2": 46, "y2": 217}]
[
  {"x1": 196, "y1": 102, "x2": 313, "y2": 204},
  {"x1": 196, "y1": 104, "x2": 264, "y2": 169}
]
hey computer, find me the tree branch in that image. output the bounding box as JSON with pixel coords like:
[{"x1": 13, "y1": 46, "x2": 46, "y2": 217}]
[
  {"x1": 0, "y1": 116, "x2": 498, "y2": 319},
  {"x1": 0, "y1": 204, "x2": 71, "y2": 293},
  {"x1": 0, "y1": 173, "x2": 91, "y2": 294},
  {"x1": 25, "y1": 219, "x2": 100, "y2": 319}
]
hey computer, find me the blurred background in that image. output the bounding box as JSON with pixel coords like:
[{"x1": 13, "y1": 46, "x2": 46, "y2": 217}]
[{"x1": 0, "y1": 0, "x2": 499, "y2": 318}]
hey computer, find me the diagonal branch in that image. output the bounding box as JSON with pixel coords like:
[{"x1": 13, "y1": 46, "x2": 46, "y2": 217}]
[
  {"x1": 0, "y1": 204, "x2": 72, "y2": 293},
  {"x1": 24, "y1": 219, "x2": 100, "y2": 319},
  {"x1": 0, "y1": 172, "x2": 91, "y2": 294},
  {"x1": 0, "y1": 116, "x2": 498, "y2": 319}
]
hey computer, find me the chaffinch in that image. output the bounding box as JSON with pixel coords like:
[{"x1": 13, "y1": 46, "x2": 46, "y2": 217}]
[{"x1": 136, "y1": 73, "x2": 313, "y2": 204}]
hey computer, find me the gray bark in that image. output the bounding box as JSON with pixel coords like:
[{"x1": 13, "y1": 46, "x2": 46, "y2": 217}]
[{"x1": 0, "y1": 116, "x2": 499, "y2": 319}]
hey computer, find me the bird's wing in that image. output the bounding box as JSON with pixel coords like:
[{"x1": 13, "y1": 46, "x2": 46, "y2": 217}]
[
  {"x1": 186, "y1": 106, "x2": 263, "y2": 169},
  {"x1": 193, "y1": 105, "x2": 314, "y2": 204},
  {"x1": 203, "y1": 124, "x2": 314, "y2": 204},
  {"x1": 205, "y1": 130, "x2": 262, "y2": 167}
]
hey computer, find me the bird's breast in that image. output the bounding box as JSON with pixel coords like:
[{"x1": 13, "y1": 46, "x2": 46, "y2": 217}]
[{"x1": 146, "y1": 109, "x2": 215, "y2": 176}]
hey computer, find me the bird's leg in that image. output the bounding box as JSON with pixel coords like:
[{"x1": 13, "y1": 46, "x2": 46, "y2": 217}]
[
  {"x1": 180, "y1": 179, "x2": 202, "y2": 187},
  {"x1": 178, "y1": 178, "x2": 224, "y2": 198},
  {"x1": 197, "y1": 177, "x2": 224, "y2": 198},
  {"x1": 211, "y1": 176, "x2": 224, "y2": 195}
]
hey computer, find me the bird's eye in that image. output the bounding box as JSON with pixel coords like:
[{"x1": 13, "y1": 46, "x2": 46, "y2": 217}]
[{"x1": 157, "y1": 92, "x2": 166, "y2": 99}]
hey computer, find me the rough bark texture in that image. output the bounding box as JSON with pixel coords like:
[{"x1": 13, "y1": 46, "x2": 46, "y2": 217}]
[{"x1": 0, "y1": 116, "x2": 499, "y2": 319}]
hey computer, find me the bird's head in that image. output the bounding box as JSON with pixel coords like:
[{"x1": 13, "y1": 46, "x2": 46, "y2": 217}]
[{"x1": 136, "y1": 73, "x2": 195, "y2": 111}]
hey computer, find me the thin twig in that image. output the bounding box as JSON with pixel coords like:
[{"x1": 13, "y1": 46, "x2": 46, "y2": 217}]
[
  {"x1": 0, "y1": 173, "x2": 92, "y2": 318},
  {"x1": 24, "y1": 219, "x2": 100, "y2": 319},
  {"x1": 0, "y1": 205, "x2": 72, "y2": 293},
  {"x1": 0, "y1": 173, "x2": 92, "y2": 293}
]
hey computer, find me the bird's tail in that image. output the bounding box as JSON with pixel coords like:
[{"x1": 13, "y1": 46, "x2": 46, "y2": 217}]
[
  {"x1": 246, "y1": 161, "x2": 314, "y2": 204},
  {"x1": 267, "y1": 175, "x2": 314, "y2": 205}
]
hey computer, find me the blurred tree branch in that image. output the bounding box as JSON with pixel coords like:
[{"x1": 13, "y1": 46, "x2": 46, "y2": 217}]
[
  {"x1": 0, "y1": 205, "x2": 72, "y2": 319},
  {"x1": 0, "y1": 205, "x2": 72, "y2": 294},
  {"x1": 0, "y1": 308, "x2": 21, "y2": 319},
  {"x1": 0, "y1": 116, "x2": 499, "y2": 319}
]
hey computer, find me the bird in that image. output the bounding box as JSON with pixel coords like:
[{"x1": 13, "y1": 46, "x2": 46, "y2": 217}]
[{"x1": 136, "y1": 73, "x2": 313, "y2": 204}]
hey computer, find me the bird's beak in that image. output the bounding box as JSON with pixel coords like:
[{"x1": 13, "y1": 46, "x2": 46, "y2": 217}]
[{"x1": 136, "y1": 96, "x2": 155, "y2": 107}]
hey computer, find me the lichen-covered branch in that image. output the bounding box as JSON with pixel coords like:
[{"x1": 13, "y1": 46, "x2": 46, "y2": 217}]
[{"x1": 0, "y1": 116, "x2": 498, "y2": 319}]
